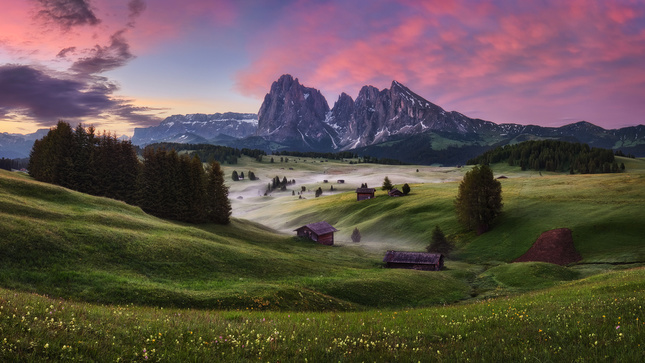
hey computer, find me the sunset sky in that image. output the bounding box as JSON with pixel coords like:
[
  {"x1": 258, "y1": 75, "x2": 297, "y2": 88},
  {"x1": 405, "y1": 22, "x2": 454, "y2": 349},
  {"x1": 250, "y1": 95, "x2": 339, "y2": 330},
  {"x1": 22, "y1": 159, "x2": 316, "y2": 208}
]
[{"x1": 1, "y1": 0, "x2": 644, "y2": 137}]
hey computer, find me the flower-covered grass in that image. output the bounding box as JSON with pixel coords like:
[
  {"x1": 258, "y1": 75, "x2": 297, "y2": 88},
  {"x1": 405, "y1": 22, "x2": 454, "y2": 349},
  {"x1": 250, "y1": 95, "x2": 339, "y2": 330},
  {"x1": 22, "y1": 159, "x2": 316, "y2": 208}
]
[{"x1": 1, "y1": 267, "x2": 643, "y2": 361}]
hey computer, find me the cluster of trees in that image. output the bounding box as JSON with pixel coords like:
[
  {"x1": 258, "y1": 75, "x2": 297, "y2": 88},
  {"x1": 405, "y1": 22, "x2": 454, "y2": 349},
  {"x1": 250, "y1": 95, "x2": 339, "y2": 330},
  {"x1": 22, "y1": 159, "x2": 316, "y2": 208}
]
[
  {"x1": 28, "y1": 121, "x2": 231, "y2": 224},
  {"x1": 614, "y1": 150, "x2": 636, "y2": 158},
  {"x1": 0, "y1": 157, "x2": 28, "y2": 171},
  {"x1": 29, "y1": 121, "x2": 141, "y2": 204},
  {"x1": 231, "y1": 170, "x2": 258, "y2": 181},
  {"x1": 276, "y1": 150, "x2": 357, "y2": 160},
  {"x1": 468, "y1": 140, "x2": 623, "y2": 174},
  {"x1": 139, "y1": 148, "x2": 230, "y2": 224},
  {"x1": 143, "y1": 143, "x2": 267, "y2": 165},
  {"x1": 358, "y1": 155, "x2": 407, "y2": 165},
  {"x1": 266, "y1": 175, "x2": 295, "y2": 193}
]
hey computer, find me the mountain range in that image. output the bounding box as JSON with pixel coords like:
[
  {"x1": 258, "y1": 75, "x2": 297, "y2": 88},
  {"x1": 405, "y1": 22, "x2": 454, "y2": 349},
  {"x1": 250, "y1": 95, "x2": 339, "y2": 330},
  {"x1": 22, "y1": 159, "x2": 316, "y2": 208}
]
[{"x1": 2, "y1": 74, "x2": 644, "y2": 164}]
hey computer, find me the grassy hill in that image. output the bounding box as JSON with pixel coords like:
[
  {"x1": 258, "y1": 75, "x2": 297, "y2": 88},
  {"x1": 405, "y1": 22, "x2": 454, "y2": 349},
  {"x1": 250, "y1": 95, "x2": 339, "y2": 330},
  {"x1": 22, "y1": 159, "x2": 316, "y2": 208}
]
[{"x1": 0, "y1": 169, "x2": 471, "y2": 311}]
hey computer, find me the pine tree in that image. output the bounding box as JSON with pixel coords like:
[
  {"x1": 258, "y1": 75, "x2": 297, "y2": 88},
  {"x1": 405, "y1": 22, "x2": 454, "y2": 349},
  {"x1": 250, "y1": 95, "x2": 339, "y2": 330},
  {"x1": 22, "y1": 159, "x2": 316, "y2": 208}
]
[
  {"x1": 402, "y1": 183, "x2": 410, "y2": 195},
  {"x1": 206, "y1": 161, "x2": 231, "y2": 224},
  {"x1": 455, "y1": 165, "x2": 503, "y2": 235},
  {"x1": 381, "y1": 176, "x2": 393, "y2": 191},
  {"x1": 232, "y1": 170, "x2": 239, "y2": 181},
  {"x1": 426, "y1": 225, "x2": 452, "y2": 255},
  {"x1": 351, "y1": 227, "x2": 361, "y2": 243}
]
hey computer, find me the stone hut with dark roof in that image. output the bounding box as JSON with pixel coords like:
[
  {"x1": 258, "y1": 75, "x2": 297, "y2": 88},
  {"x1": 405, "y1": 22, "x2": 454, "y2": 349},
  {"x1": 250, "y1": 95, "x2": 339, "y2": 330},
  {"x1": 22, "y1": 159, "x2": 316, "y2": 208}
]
[
  {"x1": 356, "y1": 187, "x2": 376, "y2": 201},
  {"x1": 383, "y1": 251, "x2": 444, "y2": 271},
  {"x1": 294, "y1": 221, "x2": 339, "y2": 246}
]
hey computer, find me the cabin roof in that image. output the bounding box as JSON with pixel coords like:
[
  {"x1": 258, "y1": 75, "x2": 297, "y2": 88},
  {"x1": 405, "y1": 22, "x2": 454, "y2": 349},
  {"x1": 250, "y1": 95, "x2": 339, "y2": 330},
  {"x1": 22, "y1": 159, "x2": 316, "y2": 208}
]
[
  {"x1": 295, "y1": 221, "x2": 338, "y2": 235},
  {"x1": 383, "y1": 251, "x2": 443, "y2": 265},
  {"x1": 356, "y1": 188, "x2": 376, "y2": 193}
]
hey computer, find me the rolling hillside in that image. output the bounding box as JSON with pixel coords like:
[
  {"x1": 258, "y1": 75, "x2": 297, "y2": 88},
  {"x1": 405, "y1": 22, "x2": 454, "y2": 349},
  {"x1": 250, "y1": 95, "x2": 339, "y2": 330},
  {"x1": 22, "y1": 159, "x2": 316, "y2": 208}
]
[{"x1": 0, "y1": 169, "x2": 470, "y2": 310}]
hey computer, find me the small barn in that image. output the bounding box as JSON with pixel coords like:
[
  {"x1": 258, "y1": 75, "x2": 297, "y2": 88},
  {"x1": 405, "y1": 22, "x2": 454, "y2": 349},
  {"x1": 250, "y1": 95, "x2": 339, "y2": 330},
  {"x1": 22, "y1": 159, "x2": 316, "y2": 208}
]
[
  {"x1": 383, "y1": 251, "x2": 444, "y2": 271},
  {"x1": 294, "y1": 221, "x2": 338, "y2": 246},
  {"x1": 356, "y1": 187, "x2": 376, "y2": 201},
  {"x1": 388, "y1": 188, "x2": 404, "y2": 197}
]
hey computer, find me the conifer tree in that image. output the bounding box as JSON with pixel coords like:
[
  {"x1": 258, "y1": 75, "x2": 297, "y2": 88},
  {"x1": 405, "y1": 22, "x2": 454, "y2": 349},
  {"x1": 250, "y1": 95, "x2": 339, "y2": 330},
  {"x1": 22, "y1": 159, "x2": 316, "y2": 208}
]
[
  {"x1": 351, "y1": 227, "x2": 361, "y2": 243},
  {"x1": 206, "y1": 161, "x2": 231, "y2": 224},
  {"x1": 402, "y1": 183, "x2": 410, "y2": 195},
  {"x1": 232, "y1": 170, "x2": 239, "y2": 181},
  {"x1": 455, "y1": 165, "x2": 503, "y2": 234},
  {"x1": 381, "y1": 176, "x2": 393, "y2": 191},
  {"x1": 426, "y1": 225, "x2": 453, "y2": 254}
]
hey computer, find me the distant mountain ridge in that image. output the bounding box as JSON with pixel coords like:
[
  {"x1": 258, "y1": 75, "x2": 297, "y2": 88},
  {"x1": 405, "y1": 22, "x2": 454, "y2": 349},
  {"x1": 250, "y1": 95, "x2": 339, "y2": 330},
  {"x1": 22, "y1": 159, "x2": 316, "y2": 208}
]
[
  {"x1": 2, "y1": 74, "x2": 644, "y2": 164},
  {"x1": 0, "y1": 129, "x2": 49, "y2": 158},
  {"x1": 131, "y1": 112, "x2": 257, "y2": 146}
]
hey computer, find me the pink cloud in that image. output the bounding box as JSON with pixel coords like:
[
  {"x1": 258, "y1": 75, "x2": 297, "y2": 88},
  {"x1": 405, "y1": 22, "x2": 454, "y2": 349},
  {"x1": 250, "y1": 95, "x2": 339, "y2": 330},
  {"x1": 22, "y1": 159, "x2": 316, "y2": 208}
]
[{"x1": 234, "y1": 0, "x2": 645, "y2": 127}]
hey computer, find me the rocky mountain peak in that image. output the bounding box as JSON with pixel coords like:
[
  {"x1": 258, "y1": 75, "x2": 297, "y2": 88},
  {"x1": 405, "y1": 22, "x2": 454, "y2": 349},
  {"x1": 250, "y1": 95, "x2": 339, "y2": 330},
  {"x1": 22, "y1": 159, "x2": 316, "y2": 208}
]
[{"x1": 256, "y1": 74, "x2": 333, "y2": 149}]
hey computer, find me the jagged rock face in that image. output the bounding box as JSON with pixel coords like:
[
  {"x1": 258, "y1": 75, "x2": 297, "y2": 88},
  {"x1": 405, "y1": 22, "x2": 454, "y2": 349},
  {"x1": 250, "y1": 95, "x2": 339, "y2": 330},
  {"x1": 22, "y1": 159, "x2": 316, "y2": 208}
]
[
  {"x1": 131, "y1": 113, "x2": 257, "y2": 145},
  {"x1": 326, "y1": 92, "x2": 354, "y2": 137},
  {"x1": 332, "y1": 80, "x2": 499, "y2": 149},
  {"x1": 257, "y1": 75, "x2": 502, "y2": 150},
  {"x1": 256, "y1": 74, "x2": 333, "y2": 148}
]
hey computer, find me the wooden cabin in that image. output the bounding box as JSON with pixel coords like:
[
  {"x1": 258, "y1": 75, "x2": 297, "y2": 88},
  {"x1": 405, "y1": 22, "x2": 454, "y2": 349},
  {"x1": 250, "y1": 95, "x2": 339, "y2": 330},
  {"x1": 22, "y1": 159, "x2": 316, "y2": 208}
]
[
  {"x1": 383, "y1": 251, "x2": 444, "y2": 271},
  {"x1": 294, "y1": 221, "x2": 338, "y2": 246},
  {"x1": 388, "y1": 188, "x2": 404, "y2": 197},
  {"x1": 356, "y1": 187, "x2": 376, "y2": 201}
]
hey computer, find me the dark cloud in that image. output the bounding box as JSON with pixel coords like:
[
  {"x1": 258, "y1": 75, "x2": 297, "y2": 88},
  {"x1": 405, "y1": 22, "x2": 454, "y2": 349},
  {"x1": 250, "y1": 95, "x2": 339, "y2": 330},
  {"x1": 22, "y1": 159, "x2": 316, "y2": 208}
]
[
  {"x1": 128, "y1": 0, "x2": 146, "y2": 19},
  {"x1": 4, "y1": 1, "x2": 159, "y2": 128},
  {"x1": 112, "y1": 102, "x2": 165, "y2": 127},
  {"x1": 36, "y1": 0, "x2": 101, "y2": 31},
  {"x1": 56, "y1": 46, "x2": 77, "y2": 58},
  {"x1": 0, "y1": 64, "x2": 115, "y2": 122},
  {"x1": 70, "y1": 30, "x2": 134, "y2": 74},
  {"x1": 0, "y1": 64, "x2": 161, "y2": 127}
]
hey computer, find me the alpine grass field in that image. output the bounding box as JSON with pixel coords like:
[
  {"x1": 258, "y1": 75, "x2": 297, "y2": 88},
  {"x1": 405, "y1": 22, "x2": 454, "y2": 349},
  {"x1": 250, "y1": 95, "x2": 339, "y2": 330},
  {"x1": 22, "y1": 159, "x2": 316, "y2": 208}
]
[{"x1": 1, "y1": 155, "x2": 644, "y2": 361}]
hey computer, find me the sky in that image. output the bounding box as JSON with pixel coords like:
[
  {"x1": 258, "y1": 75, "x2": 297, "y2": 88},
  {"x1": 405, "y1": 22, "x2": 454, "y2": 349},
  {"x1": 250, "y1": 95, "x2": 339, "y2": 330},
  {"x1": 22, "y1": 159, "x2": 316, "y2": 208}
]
[{"x1": 1, "y1": 0, "x2": 645, "y2": 137}]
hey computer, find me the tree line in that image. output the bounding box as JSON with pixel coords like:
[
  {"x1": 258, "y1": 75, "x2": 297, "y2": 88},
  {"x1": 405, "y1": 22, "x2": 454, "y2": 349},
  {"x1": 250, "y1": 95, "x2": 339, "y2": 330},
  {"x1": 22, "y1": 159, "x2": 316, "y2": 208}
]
[
  {"x1": 276, "y1": 150, "x2": 357, "y2": 160},
  {"x1": 0, "y1": 157, "x2": 29, "y2": 171},
  {"x1": 144, "y1": 143, "x2": 266, "y2": 165},
  {"x1": 468, "y1": 140, "x2": 623, "y2": 174},
  {"x1": 28, "y1": 121, "x2": 230, "y2": 224}
]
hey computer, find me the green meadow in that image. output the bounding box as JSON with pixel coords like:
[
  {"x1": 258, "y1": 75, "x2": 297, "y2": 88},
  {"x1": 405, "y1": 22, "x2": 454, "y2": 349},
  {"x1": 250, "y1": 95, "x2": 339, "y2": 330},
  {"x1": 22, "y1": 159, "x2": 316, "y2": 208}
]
[{"x1": 1, "y1": 155, "x2": 644, "y2": 360}]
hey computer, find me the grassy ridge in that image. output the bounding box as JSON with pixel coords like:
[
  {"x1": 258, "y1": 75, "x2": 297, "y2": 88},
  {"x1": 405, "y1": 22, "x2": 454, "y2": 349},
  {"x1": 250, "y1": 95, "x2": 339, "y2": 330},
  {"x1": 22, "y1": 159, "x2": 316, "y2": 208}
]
[
  {"x1": 1, "y1": 268, "x2": 643, "y2": 361},
  {"x1": 0, "y1": 169, "x2": 471, "y2": 310}
]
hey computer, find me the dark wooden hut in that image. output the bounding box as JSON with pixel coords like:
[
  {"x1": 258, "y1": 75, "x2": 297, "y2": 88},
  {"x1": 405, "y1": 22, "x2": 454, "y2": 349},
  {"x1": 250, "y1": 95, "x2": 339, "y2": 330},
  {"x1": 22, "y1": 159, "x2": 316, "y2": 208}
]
[
  {"x1": 383, "y1": 251, "x2": 444, "y2": 271},
  {"x1": 356, "y1": 187, "x2": 376, "y2": 201},
  {"x1": 294, "y1": 222, "x2": 338, "y2": 245},
  {"x1": 388, "y1": 188, "x2": 404, "y2": 197}
]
